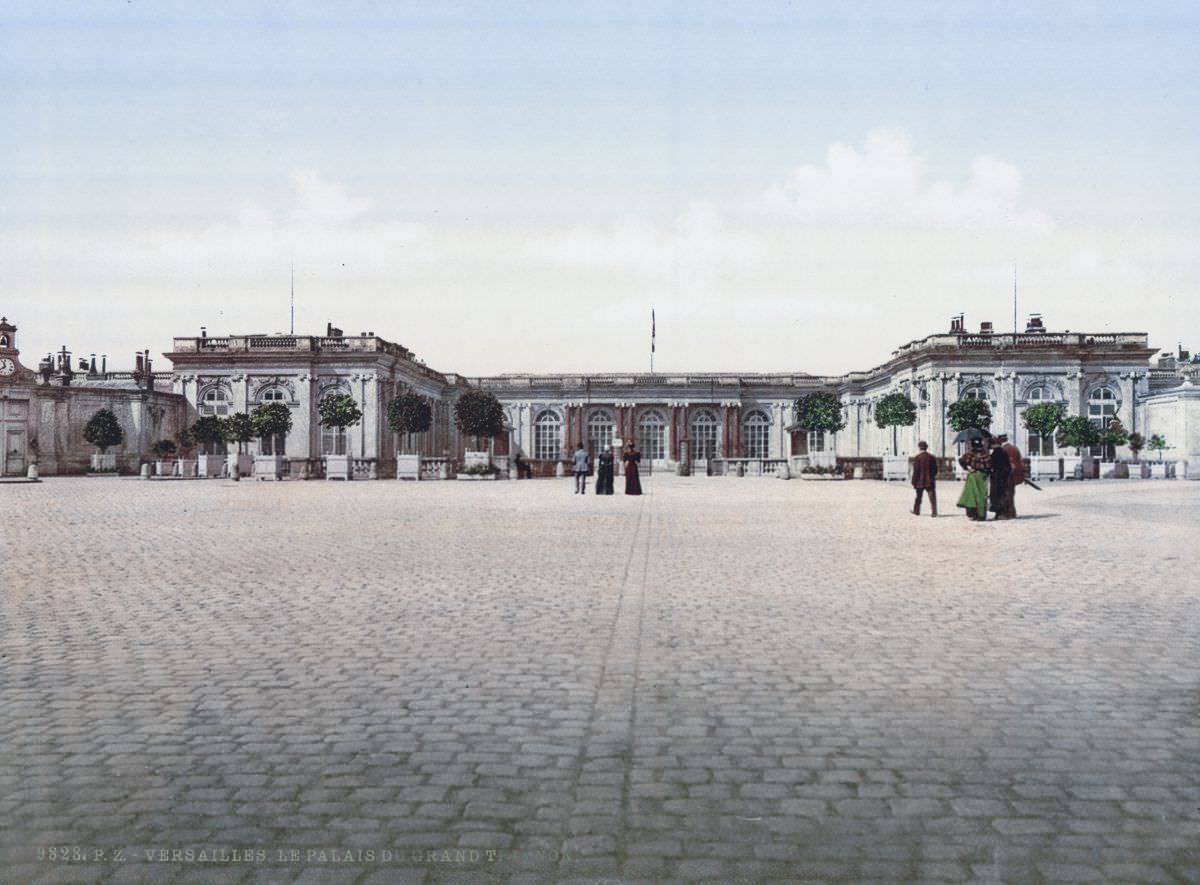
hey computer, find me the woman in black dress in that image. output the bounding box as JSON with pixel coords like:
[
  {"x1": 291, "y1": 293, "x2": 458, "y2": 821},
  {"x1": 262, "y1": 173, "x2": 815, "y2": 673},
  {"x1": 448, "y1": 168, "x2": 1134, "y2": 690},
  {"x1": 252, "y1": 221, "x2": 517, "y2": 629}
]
[
  {"x1": 595, "y1": 449, "x2": 615, "y2": 495},
  {"x1": 622, "y1": 442, "x2": 642, "y2": 495}
]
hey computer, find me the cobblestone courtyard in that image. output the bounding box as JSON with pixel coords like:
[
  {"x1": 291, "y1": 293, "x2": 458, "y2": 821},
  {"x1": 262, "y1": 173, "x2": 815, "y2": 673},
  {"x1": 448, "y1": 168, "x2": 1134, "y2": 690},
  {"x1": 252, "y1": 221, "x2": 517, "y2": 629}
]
[{"x1": 2, "y1": 474, "x2": 1198, "y2": 884}]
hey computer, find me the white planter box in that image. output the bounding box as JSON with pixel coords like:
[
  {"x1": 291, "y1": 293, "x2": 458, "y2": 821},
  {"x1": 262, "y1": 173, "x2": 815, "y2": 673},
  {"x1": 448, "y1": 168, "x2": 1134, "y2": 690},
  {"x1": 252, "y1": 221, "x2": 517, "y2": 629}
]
[
  {"x1": 90, "y1": 452, "x2": 117, "y2": 472},
  {"x1": 253, "y1": 455, "x2": 286, "y2": 481},
  {"x1": 396, "y1": 454, "x2": 421, "y2": 481},
  {"x1": 1028, "y1": 456, "x2": 1062, "y2": 482},
  {"x1": 325, "y1": 454, "x2": 353, "y2": 480},
  {"x1": 198, "y1": 454, "x2": 226, "y2": 477},
  {"x1": 457, "y1": 474, "x2": 498, "y2": 481},
  {"x1": 1150, "y1": 462, "x2": 1168, "y2": 479},
  {"x1": 464, "y1": 450, "x2": 491, "y2": 469},
  {"x1": 177, "y1": 459, "x2": 198, "y2": 478},
  {"x1": 155, "y1": 459, "x2": 174, "y2": 477},
  {"x1": 882, "y1": 455, "x2": 908, "y2": 481},
  {"x1": 227, "y1": 453, "x2": 254, "y2": 479},
  {"x1": 1126, "y1": 461, "x2": 1146, "y2": 479}
]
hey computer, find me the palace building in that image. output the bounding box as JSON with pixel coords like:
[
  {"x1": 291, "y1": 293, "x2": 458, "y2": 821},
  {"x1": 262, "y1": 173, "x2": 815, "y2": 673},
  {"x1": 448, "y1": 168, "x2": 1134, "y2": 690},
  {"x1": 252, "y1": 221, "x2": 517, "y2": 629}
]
[{"x1": 3, "y1": 311, "x2": 1197, "y2": 478}]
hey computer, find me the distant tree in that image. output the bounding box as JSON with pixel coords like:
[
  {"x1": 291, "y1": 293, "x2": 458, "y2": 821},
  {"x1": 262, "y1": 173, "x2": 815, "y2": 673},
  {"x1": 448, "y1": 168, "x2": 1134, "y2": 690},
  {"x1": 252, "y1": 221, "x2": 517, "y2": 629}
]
[
  {"x1": 947, "y1": 397, "x2": 992, "y2": 433},
  {"x1": 387, "y1": 393, "x2": 433, "y2": 454},
  {"x1": 222, "y1": 412, "x2": 256, "y2": 455},
  {"x1": 1099, "y1": 417, "x2": 1129, "y2": 450},
  {"x1": 251, "y1": 403, "x2": 293, "y2": 455},
  {"x1": 874, "y1": 392, "x2": 917, "y2": 454},
  {"x1": 454, "y1": 390, "x2": 506, "y2": 450},
  {"x1": 175, "y1": 425, "x2": 197, "y2": 457},
  {"x1": 151, "y1": 439, "x2": 177, "y2": 458},
  {"x1": 83, "y1": 408, "x2": 123, "y2": 453},
  {"x1": 1056, "y1": 415, "x2": 1100, "y2": 455},
  {"x1": 1127, "y1": 431, "x2": 1145, "y2": 462},
  {"x1": 794, "y1": 392, "x2": 846, "y2": 434},
  {"x1": 1148, "y1": 433, "x2": 1169, "y2": 461},
  {"x1": 1022, "y1": 403, "x2": 1063, "y2": 440},
  {"x1": 190, "y1": 415, "x2": 226, "y2": 455}
]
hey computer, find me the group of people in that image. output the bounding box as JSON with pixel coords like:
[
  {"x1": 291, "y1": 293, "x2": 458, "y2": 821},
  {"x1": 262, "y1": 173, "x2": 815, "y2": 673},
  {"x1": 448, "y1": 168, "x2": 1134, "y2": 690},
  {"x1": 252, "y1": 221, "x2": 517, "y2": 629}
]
[
  {"x1": 908, "y1": 435, "x2": 1024, "y2": 520},
  {"x1": 954, "y1": 433, "x2": 1024, "y2": 521},
  {"x1": 573, "y1": 442, "x2": 643, "y2": 495}
]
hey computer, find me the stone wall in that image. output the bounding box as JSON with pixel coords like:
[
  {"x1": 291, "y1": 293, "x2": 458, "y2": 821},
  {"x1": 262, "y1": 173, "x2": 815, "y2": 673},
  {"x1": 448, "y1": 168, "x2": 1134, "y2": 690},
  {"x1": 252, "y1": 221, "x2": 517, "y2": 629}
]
[{"x1": 28, "y1": 385, "x2": 188, "y2": 475}]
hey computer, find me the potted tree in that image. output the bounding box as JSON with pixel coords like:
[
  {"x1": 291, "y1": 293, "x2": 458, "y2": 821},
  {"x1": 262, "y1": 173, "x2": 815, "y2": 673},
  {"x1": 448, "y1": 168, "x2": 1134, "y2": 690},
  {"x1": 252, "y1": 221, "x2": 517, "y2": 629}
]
[
  {"x1": 151, "y1": 438, "x2": 177, "y2": 477},
  {"x1": 318, "y1": 393, "x2": 363, "y2": 480},
  {"x1": 83, "y1": 407, "x2": 123, "y2": 473},
  {"x1": 1055, "y1": 416, "x2": 1100, "y2": 479},
  {"x1": 251, "y1": 402, "x2": 293, "y2": 480},
  {"x1": 175, "y1": 426, "x2": 199, "y2": 477},
  {"x1": 190, "y1": 415, "x2": 227, "y2": 477},
  {"x1": 388, "y1": 392, "x2": 433, "y2": 480},
  {"x1": 222, "y1": 412, "x2": 256, "y2": 479},
  {"x1": 947, "y1": 397, "x2": 993, "y2": 479},
  {"x1": 1099, "y1": 417, "x2": 1129, "y2": 477},
  {"x1": 1022, "y1": 402, "x2": 1063, "y2": 481},
  {"x1": 793, "y1": 391, "x2": 846, "y2": 472},
  {"x1": 1148, "y1": 434, "x2": 1170, "y2": 478},
  {"x1": 454, "y1": 390, "x2": 506, "y2": 476},
  {"x1": 875, "y1": 392, "x2": 916, "y2": 480},
  {"x1": 1127, "y1": 431, "x2": 1145, "y2": 463}
]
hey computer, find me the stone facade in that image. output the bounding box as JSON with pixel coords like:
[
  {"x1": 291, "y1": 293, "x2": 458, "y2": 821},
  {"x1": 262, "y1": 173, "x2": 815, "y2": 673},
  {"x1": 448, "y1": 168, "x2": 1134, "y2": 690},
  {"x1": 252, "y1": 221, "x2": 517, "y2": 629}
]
[
  {"x1": 0, "y1": 317, "x2": 188, "y2": 476},
  {"x1": 165, "y1": 327, "x2": 471, "y2": 479}
]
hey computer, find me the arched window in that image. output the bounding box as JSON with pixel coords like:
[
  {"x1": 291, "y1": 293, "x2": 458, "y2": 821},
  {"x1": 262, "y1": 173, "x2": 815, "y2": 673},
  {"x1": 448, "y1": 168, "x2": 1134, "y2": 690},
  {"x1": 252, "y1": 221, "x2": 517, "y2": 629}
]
[
  {"x1": 743, "y1": 410, "x2": 771, "y2": 459},
  {"x1": 1088, "y1": 386, "x2": 1119, "y2": 459},
  {"x1": 690, "y1": 409, "x2": 719, "y2": 460},
  {"x1": 1023, "y1": 387, "x2": 1060, "y2": 456},
  {"x1": 1087, "y1": 386, "x2": 1118, "y2": 425},
  {"x1": 586, "y1": 410, "x2": 614, "y2": 457},
  {"x1": 533, "y1": 410, "x2": 562, "y2": 460},
  {"x1": 637, "y1": 410, "x2": 666, "y2": 461},
  {"x1": 961, "y1": 385, "x2": 992, "y2": 402},
  {"x1": 0, "y1": 335, "x2": 8, "y2": 347},
  {"x1": 200, "y1": 386, "x2": 229, "y2": 417},
  {"x1": 260, "y1": 387, "x2": 287, "y2": 403}
]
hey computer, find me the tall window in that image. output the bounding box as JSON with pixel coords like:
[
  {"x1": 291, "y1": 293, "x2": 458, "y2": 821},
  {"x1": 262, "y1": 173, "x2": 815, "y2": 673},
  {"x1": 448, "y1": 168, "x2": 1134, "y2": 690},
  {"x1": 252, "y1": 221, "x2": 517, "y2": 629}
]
[
  {"x1": 690, "y1": 410, "x2": 719, "y2": 460},
  {"x1": 742, "y1": 410, "x2": 771, "y2": 459},
  {"x1": 321, "y1": 426, "x2": 347, "y2": 455},
  {"x1": 586, "y1": 410, "x2": 614, "y2": 457},
  {"x1": 638, "y1": 410, "x2": 666, "y2": 461},
  {"x1": 1025, "y1": 386, "x2": 1057, "y2": 456},
  {"x1": 533, "y1": 410, "x2": 562, "y2": 460},
  {"x1": 807, "y1": 430, "x2": 826, "y2": 453},
  {"x1": 1088, "y1": 386, "x2": 1118, "y2": 459},
  {"x1": 258, "y1": 388, "x2": 288, "y2": 455}
]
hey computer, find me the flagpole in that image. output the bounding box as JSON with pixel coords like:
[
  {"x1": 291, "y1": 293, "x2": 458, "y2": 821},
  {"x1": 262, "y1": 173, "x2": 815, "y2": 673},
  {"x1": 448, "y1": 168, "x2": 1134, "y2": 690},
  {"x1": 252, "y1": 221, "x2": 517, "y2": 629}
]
[{"x1": 650, "y1": 308, "x2": 656, "y2": 373}]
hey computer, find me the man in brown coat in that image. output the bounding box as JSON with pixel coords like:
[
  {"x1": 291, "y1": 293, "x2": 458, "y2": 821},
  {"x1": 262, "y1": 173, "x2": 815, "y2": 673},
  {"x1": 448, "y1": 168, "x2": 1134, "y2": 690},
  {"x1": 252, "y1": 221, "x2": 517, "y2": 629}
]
[
  {"x1": 910, "y1": 440, "x2": 938, "y2": 517},
  {"x1": 999, "y1": 434, "x2": 1023, "y2": 519}
]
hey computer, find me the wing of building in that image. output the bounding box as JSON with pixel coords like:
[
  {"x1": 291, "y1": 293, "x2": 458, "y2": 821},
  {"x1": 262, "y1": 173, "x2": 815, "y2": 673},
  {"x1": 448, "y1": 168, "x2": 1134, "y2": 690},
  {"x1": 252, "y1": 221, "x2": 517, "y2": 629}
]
[{"x1": 3, "y1": 312, "x2": 1197, "y2": 478}]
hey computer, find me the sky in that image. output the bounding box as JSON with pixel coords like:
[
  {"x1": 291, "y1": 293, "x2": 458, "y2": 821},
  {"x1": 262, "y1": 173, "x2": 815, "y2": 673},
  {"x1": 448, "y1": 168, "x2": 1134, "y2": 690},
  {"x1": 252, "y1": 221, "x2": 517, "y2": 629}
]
[{"x1": 2, "y1": 1, "x2": 1198, "y2": 377}]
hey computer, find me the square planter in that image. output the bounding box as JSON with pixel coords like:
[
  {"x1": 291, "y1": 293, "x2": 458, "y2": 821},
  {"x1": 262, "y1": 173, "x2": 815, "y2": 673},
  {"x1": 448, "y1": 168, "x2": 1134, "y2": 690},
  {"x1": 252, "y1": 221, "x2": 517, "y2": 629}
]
[
  {"x1": 1150, "y1": 462, "x2": 1168, "y2": 479},
  {"x1": 227, "y1": 453, "x2": 254, "y2": 479},
  {"x1": 198, "y1": 454, "x2": 226, "y2": 477},
  {"x1": 177, "y1": 459, "x2": 198, "y2": 478},
  {"x1": 253, "y1": 455, "x2": 286, "y2": 481},
  {"x1": 1028, "y1": 456, "x2": 1062, "y2": 482},
  {"x1": 326, "y1": 453, "x2": 353, "y2": 481},
  {"x1": 1127, "y1": 461, "x2": 1146, "y2": 479},
  {"x1": 882, "y1": 455, "x2": 909, "y2": 481},
  {"x1": 396, "y1": 453, "x2": 421, "y2": 481},
  {"x1": 155, "y1": 459, "x2": 175, "y2": 477},
  {"x1": 90, "y1": 452, "x2": 117, "y2": 473}
]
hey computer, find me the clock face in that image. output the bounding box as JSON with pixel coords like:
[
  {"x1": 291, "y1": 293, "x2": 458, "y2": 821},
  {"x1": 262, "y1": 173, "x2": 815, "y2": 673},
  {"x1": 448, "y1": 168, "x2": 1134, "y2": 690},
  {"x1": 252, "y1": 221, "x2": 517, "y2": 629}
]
[{"x1": 0, "y1": 358, "x2": 15, "y2": 376}]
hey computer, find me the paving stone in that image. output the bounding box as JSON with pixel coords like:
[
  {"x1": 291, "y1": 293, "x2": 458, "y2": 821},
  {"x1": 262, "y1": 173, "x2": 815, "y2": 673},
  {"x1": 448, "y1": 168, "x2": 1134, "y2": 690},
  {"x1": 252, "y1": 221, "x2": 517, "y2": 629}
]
[{"x1": 3, "y1": 477, "x2": 1198, "y2": 884}]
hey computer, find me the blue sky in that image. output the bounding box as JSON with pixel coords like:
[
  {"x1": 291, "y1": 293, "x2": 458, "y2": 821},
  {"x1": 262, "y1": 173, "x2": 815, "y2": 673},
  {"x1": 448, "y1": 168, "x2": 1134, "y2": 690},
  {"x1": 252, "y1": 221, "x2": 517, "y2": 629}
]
[{"x1": 2, "y1": 1, "x2": 1198, "y2": 374}]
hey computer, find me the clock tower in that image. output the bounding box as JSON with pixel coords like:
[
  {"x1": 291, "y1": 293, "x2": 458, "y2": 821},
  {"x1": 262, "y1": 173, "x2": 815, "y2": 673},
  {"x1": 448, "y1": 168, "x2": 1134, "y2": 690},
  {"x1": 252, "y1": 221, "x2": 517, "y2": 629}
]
[{"x1": 0, "y1": 316, "x2": 22, "y2": 381}]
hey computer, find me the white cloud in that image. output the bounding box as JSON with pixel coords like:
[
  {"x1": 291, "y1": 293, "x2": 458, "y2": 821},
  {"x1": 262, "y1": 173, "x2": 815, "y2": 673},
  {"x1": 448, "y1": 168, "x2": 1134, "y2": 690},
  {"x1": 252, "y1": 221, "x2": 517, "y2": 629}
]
[
  {"x1": 761, "y1": 128, "x2": 1055, "y2": 236},
  {"x1": 519, "y1": 201, "x2": 766, "y2": 291},
  {"x1": 123, "y1": 169, "x2": 437, "y2": 281}
]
